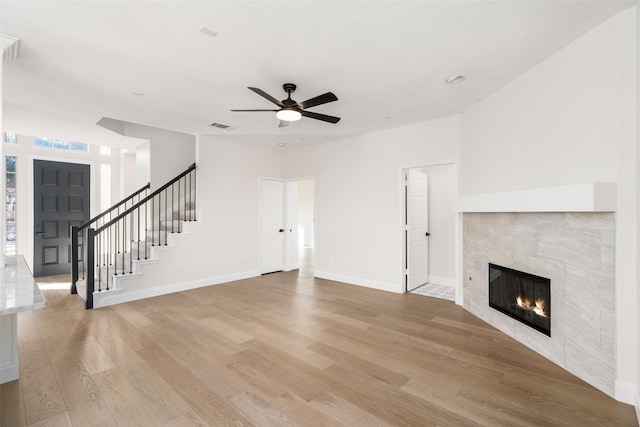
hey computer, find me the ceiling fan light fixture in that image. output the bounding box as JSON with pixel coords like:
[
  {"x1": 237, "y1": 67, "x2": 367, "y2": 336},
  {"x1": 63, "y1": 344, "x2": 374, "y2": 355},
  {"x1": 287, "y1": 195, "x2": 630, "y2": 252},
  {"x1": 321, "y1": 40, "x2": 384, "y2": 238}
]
[{"x1": 276, "y1": 108, "x2": 302, "y2": 122}]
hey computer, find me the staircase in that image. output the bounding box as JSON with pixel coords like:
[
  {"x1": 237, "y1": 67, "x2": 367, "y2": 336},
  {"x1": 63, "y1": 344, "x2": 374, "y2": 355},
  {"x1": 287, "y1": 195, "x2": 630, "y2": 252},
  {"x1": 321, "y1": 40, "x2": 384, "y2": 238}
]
[{"x1": 71, "y1": 163, "x2": 197, "y2": 309}]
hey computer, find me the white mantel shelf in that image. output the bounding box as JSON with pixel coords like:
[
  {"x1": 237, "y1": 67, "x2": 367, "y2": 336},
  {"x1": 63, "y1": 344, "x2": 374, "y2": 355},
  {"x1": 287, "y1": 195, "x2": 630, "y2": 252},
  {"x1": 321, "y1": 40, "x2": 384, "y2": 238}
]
[{"x1": 455, "y1": 183, "x2": 617, "y2": 213}]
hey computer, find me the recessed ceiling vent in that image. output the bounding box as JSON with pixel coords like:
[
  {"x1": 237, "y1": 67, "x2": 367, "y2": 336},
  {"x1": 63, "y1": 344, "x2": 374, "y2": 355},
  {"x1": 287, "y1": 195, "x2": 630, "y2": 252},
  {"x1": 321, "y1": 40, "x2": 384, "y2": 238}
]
[{"x1": 209, "y1": 122, "x2": 230, "y2": 129}]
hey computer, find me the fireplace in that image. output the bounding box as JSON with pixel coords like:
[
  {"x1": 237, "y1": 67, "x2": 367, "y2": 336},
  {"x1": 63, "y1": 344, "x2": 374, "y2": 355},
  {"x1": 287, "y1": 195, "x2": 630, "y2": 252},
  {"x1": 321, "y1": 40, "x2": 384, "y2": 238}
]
[{"x1": 488, "y1": 263, "x2": 551, "y2": 336}]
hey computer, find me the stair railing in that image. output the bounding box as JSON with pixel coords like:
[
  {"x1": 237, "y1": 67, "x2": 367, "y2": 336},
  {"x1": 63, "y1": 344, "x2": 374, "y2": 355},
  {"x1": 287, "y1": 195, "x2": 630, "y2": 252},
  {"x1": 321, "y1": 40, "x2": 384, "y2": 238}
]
[
  {"x1": 80, "y1": 163, "x2": 196, "y2": 309},
  {"x1": 71, "y1": 183, "x2": 150, "y2": 294}
]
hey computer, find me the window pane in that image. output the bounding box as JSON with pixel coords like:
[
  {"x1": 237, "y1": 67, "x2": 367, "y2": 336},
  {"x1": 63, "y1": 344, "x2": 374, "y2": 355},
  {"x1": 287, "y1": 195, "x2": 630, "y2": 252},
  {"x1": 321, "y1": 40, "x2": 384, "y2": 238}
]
[
  {"x1": 4, "y1": 132, "x2": 16, "y2": 144},
  {"x1": 68, "y1": 141, "x2": 86, "y2": 151},
  {"x1": 34, "y1": 137, "x2": 52, "y2": 148},
  {"x1": 6, "y1": 156, "x2": 16, "y2": 255},
  {"x1": 34, "y1": 136, "x2": 88, "y2": 152}
]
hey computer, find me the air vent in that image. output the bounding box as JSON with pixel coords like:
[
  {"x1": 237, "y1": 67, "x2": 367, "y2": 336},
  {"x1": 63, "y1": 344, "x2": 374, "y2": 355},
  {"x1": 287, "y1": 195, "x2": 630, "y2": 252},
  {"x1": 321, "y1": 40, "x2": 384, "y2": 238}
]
[{"x1": 209, "y1": 122, "x2": 230, "y2": 129}]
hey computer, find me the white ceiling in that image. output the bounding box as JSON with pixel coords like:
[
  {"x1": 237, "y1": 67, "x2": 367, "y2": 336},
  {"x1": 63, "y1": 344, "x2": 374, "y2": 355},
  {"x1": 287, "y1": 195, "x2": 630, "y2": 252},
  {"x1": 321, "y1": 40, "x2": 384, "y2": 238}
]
[{"x1": 1, "y1": 1, "x2": 636, "y2": 150}]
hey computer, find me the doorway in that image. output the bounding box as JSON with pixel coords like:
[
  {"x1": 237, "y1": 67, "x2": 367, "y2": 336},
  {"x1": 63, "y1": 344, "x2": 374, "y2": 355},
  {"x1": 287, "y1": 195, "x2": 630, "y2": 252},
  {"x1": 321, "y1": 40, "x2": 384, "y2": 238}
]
[
  {"x1": 403, "y1": 163, "x2": 457, "y2": 300},
  {"x1": 296, "y1": 179, "x2": 314, "y2": 276},
  {"x1": 33, "y1": 160, "x2": 90, "y2": 277}
]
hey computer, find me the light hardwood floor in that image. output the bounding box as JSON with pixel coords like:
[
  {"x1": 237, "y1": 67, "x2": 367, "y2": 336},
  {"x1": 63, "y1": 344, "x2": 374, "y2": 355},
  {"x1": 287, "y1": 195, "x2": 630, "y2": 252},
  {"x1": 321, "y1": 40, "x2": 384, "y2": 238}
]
[{"x1": 1, "y1": 256, "x2": 637, "y2": 426}]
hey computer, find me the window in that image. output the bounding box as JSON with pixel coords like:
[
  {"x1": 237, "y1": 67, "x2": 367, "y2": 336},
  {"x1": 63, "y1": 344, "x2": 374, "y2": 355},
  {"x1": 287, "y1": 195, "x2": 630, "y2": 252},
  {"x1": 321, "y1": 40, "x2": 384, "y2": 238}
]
[
  {"x1": 34, "y1": 137, "x2": 88, "y2": 152},
  {"x1": 4, "y1": 132, "x2": 16, "y2": 144},
  {"x1": 100, "y1": 146, "x2": 111, "y2": 156},
  {"x1": 5, "y1": 156, "x2": 16, "y2": 255}
]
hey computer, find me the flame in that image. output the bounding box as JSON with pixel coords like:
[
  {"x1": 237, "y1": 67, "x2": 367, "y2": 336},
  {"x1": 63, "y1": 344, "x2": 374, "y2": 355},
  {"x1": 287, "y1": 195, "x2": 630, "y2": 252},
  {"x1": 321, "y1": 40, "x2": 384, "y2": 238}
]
[{"x1": 515, "y1": 295, "x2": 547, "y2": 318}]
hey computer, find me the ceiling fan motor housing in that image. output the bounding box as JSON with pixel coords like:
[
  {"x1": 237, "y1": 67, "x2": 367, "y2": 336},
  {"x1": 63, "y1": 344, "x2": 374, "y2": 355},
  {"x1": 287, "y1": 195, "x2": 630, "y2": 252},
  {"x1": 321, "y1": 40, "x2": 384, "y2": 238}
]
[
  {"x1": 282, "y1": 83, "x2": 297, "y2": 106},
  {"x1": 283, "y1": 83, "x2": 297, "y2": 93}
]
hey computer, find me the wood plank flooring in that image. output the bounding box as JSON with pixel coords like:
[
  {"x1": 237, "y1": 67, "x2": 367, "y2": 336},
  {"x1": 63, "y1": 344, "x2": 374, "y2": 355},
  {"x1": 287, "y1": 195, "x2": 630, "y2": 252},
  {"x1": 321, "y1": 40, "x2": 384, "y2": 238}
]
[{"x1": 1, "y1": 257, "x2": 637, "y2": 426}]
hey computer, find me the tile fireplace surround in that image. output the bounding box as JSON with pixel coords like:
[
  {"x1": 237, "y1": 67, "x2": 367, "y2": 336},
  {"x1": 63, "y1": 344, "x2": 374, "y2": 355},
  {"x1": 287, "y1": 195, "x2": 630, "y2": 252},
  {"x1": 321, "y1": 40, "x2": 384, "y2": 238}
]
[{"x1": 458, "y1": 183, "x2": 617, "y2": 397}]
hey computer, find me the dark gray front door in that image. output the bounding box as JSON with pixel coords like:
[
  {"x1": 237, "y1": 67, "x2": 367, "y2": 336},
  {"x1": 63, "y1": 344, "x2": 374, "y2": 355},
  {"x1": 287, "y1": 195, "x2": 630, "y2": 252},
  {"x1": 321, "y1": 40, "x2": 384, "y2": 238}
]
[{"x1": 34, "y1": 160, "x2": 90, "y2": 277}]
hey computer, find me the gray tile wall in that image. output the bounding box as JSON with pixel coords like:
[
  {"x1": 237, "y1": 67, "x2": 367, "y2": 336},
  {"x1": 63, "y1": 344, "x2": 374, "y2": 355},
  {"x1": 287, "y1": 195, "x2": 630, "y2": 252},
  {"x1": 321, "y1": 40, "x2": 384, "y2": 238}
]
[{"x1": 463, "y1": 212, "x2": 615, "y2": 396}]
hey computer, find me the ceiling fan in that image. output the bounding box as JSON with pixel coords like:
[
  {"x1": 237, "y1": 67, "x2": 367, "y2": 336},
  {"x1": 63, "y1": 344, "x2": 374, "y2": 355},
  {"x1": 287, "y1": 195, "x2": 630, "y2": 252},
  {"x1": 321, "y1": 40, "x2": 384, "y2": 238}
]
[{"x1": 231, "y1": 83, "x2": 340, "y2": 127}]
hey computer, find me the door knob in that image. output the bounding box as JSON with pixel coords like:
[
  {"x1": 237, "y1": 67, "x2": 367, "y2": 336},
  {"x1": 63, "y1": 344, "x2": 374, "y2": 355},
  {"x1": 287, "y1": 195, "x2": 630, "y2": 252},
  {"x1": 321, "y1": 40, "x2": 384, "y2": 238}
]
[
  {"x1": 425, "y1": 232, "x2": 431, "y2": 237},
  {"x1": 279, "y1": 229, "x2": 285, "y2": 232}
]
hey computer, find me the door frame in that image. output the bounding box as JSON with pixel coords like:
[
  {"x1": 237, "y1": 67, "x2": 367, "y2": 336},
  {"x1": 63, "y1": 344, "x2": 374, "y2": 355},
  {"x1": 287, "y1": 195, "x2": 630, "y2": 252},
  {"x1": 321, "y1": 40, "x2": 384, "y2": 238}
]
[
  {"x1": 284, "y1": 176, "x2": 316, "y2": 272},
  {"x1": 400, "y1": 160, "x2": 461, "y2": 305},
  {"x1": 26, "y1": 153, "x2": 98, "y2": 273}
]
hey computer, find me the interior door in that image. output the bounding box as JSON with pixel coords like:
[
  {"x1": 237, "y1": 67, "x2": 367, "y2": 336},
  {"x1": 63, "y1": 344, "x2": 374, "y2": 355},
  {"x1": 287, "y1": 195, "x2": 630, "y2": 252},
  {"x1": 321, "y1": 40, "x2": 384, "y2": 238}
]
[
  {"x1": 406, "y1": 169, "x2": 429, "y2": 291},
  {"x1": 34, "y1": 160, "x2": 90, "y2": 277},
  {"x1": 260, "y1": 178, "x2": 284, "y2": 274}
]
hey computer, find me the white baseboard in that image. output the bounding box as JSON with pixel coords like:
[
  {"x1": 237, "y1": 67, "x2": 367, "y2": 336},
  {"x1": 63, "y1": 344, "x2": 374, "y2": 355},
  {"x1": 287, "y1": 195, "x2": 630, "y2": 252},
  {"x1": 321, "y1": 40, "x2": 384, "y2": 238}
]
[
  {"x1": 0, "y1": 363, "x2": 19, "y2": 384},
  {"x1": 93, "y1": 269, "x2": 260, "y2": 308},
  {"x1": 314, "y1": 270, "x2": 402, "y2": 294},
  {"x1": 428, "y1": 275, "x2": 455, "y2": 288},
  {"x1": 636, "y1": 390, "x2": 640, "y2": 426},
  {"x1": 615, "y1": 380, "x2": 637, "y2": 405}
]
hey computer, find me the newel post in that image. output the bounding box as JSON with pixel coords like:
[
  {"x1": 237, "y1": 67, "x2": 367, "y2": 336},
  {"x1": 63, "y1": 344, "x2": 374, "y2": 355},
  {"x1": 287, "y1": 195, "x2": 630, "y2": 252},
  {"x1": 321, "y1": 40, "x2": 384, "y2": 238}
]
[
  {"x1": 70, "y1": 225, "x2": 79, "y2": 294},
  {"x1": 85, "y1": 228, "x2": 95, "y2": 309}
]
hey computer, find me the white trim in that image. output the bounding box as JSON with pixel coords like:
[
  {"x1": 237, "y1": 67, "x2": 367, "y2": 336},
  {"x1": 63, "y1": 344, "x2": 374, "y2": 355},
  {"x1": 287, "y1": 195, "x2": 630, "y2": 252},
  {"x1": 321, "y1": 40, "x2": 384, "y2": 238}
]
[
  {"x1": 636, "y1": 390, "x2": 640, "y2": 426},
  {"x1": 614, "y1": 379, "x2": 638, "y2": 405},
  {"x1": 315, "y1": 270, "x2": 401, "y2": 294},
  {"x1": 0, "y1": 363, "x2": 19, "y2": 384},
  {"x1": 93, "y1": 269, "x2": 261, "y2": 308},
  {"x1": 456, "y1": 182, "x2": 617, "y2": 213},
  {"x1": 455, "y1": 212, "x2": 463, "y2": 306}
]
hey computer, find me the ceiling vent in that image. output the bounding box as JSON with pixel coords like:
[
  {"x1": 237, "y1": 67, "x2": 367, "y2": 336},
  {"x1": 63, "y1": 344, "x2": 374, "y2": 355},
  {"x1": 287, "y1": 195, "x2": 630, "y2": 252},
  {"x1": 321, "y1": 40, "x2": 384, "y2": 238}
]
[{"x1": 209, "y1": 122, "x2": 230, "y2": 129}]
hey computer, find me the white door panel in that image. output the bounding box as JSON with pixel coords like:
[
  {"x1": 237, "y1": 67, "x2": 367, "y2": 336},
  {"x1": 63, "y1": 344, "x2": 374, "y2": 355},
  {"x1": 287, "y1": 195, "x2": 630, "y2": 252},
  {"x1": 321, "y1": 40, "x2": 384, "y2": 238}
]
[
  {"x1": 260, "y1": 179, "x2": 284, "y2": 274},
  {"x1": 407, "y1": 170, "x2": 429, "y2": 291}
]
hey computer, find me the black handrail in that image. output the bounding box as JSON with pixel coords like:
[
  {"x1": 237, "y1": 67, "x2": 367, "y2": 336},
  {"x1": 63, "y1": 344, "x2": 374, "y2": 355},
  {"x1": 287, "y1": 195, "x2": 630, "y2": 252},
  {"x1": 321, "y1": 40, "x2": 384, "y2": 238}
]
[
  {"x1": 77, "y1": 163, "x2": 196, "y2": 309},
  {"x1": 96, "y1": 163, "x2": 195, "y2": 234},
  {"x1": 78, "y1": 183, "x2": 150, "y2": 231}
]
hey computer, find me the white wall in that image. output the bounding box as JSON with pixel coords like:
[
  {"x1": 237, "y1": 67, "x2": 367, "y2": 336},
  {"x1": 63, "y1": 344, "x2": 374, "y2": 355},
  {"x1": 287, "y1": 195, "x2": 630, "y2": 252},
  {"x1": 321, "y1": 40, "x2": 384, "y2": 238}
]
[
  {"x1": 193, "y1": 136, "x2": 283, "y2": 276},
  {"x1": 121, "y1": 151, "x2": 137, "y2": 195},
  {"x1": 94, "y1": 136, "x2": 285, "y2": 306},
  {"x1": 422, "y1": 163, "x2": 457, "y2": 285},
  {"x1": 298, "y1": 179, "x2": 314, "y2": 248},
  {"x1": 121, "y1": 123, "x2": 195, "y2": 190},
  {"x1": 461, "y1": 9, "x2": 633, "y2": 196},
  {"x1": 135, "y1": 142, "x2": 151, "y2": 189},
  {"x1": 284, "y1": 116, "x2": 461, "y2": 293},
  {"x1": 460, "y1": 8, "x2": 637, "y2": 404}
]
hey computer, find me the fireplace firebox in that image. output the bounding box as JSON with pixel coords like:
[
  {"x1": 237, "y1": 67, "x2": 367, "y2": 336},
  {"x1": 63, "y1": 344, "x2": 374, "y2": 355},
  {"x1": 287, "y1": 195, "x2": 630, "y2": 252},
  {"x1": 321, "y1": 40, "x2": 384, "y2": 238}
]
[{"x1": 488, "y1": 263, "x2": 551, "y2": 336}]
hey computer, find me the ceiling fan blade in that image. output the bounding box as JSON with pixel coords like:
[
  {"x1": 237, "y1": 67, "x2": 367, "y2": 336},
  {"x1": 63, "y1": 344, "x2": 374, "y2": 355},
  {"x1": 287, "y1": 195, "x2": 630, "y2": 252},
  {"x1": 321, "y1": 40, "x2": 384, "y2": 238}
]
[
  {"x1": 230, "y1": 109, "x2": 277, "y2": 112},
  {"x1": 248, "y1": 87, "x2": 285, "y2": 107},
  {"x1": 301, "y1": 110, "x2": 341, "y2": 124},
  {"x1": 297, "y1": 92, "x2": 338, "y2": 110},
  {"x1": 278, "y1": 120, "x2": 290, "y2": 128}
]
